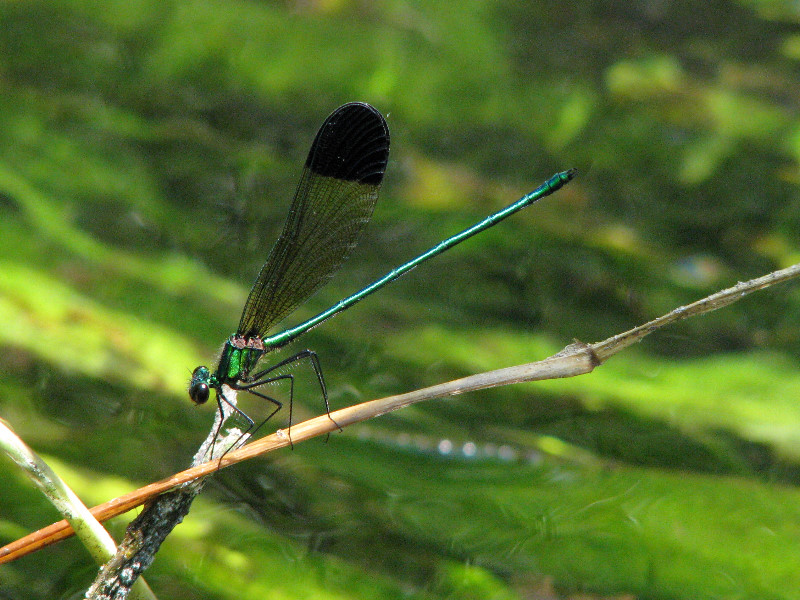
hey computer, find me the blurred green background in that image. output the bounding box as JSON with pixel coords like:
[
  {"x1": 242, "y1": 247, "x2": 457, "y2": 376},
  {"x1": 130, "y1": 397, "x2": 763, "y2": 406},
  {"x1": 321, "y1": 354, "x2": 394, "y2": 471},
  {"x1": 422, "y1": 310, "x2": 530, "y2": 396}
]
[{"x1": 3, "y1": 0, "x2": 800, "y2": 598}]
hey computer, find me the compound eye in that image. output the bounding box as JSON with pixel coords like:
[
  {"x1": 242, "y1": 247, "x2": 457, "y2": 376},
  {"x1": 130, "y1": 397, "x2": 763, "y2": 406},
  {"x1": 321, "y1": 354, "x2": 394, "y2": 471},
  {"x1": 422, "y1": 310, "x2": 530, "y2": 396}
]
[{"x1": 189, "y1": 381, "x2": 210, "y2": 405}]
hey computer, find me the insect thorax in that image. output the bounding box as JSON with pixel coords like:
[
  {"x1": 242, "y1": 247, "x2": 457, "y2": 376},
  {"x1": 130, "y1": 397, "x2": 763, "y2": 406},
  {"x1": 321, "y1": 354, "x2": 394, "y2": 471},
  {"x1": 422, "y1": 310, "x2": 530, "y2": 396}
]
[{"x1": 215, "y1": 334, "x2": 266, "y2": 384}]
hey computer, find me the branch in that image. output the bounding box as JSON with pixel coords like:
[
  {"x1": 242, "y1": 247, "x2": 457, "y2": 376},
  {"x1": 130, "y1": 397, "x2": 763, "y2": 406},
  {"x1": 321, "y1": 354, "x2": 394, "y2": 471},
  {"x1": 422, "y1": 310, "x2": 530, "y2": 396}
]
[
  {"x1": 84, "y1": 388, "x2": 246, "y2": 600},
  {"x1": 0, "y1": 420, "x2": 157, "y2": 600},
  {"x1": 1, "y1": 261, "x2": 798, "y2": 593},
  {"x1": 591, "y1": 262, "x2": 800, "y2": 361}
]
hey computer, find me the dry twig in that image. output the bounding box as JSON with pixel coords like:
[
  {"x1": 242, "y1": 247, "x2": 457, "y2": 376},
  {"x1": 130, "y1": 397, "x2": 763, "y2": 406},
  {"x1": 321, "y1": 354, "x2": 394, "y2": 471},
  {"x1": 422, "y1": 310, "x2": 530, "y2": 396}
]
[{"x1": 2, "y1": 262, "x2": 798, "y2": 597}]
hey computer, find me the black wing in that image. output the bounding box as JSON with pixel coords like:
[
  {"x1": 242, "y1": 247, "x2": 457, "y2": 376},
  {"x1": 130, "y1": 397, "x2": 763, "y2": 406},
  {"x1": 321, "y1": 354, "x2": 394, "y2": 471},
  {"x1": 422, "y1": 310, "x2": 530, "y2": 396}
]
[{"x1": 237, "y1": 102, "x2": 390, "y2": 339}]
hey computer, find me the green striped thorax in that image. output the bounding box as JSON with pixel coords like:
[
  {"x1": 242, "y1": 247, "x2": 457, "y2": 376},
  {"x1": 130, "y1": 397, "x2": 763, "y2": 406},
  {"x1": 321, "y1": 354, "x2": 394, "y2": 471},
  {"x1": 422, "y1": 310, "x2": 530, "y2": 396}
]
[{"x1": 188, "y1": 335, "x2": 267, "y2": 405}]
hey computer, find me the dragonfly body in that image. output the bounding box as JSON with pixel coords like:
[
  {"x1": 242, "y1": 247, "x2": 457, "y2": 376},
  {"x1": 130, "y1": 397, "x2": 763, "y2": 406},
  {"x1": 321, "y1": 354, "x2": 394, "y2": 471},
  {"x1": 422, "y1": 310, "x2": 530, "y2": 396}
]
[
  {"x1": 188, "y1": 102, "x2": 575, "y2": 449},
  {"x1": 189, "y1": 335, "x2": 264, "y2": 403}
]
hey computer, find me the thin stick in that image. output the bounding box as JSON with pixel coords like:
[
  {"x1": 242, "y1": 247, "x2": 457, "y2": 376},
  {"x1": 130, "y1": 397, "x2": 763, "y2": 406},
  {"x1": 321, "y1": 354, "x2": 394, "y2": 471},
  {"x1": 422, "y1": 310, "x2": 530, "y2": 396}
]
[
  {"x1": 84, "y1": 386, "x2": 245, "y2": 599},
  {"x1": 2, "y1": 261, "x2": 799, "y2": 567},
  {"x1": 592, "y1": 262, "x2": 800, "y2": 361}
]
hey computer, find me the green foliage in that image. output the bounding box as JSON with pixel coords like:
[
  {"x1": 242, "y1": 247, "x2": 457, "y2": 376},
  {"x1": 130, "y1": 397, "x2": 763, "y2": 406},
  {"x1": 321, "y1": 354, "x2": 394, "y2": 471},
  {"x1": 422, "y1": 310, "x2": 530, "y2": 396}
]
[{"x1": 1, "y1": 1, "x2": 800, "y2": 599}]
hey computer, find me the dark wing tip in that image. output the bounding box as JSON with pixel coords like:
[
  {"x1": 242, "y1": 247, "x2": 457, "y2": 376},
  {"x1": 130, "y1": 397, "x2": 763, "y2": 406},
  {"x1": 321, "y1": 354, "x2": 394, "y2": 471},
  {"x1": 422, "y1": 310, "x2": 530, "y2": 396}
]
[{"x1": 305, "y1": 102, "x2": 390, "y2": 186}]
